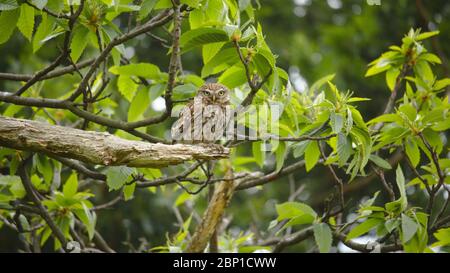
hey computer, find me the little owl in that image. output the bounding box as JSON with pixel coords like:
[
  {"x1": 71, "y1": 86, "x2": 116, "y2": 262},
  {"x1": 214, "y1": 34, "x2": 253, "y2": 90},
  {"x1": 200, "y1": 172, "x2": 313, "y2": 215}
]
[{"x1": 171, "y1": 83, "x2": 231, "y2": 144}]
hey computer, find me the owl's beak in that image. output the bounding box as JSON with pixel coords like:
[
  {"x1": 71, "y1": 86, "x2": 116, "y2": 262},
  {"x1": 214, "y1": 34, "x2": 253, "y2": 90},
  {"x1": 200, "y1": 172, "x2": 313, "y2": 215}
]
[{"x1": 212, "y1": 95, "x2": 216, "y2": 102}]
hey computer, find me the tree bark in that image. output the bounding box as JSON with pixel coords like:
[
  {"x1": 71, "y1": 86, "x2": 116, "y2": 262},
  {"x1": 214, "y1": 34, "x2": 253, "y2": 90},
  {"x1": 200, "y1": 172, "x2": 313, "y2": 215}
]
[
  {"x1": 185, "y1": 161, "x2": 236, "y2": 253},
  {"x1": 0, "y1": 116, "x2": 229, "y2": 167}
]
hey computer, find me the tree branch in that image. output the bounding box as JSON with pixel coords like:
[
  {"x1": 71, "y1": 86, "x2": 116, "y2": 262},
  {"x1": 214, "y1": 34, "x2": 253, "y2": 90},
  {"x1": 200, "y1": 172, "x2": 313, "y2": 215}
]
[
  {"x1": 17, "y1": 159, "x2": 69, "y2": 252},
  {"x1": 0, "y1": 116, "x2": 229, "y2": 168}
]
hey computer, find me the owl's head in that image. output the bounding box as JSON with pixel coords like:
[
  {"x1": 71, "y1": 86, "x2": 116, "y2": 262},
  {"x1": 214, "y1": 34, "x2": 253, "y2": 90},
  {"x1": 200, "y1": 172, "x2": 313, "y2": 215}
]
[{"x1": 198, "y1": 83, "x2": 230, "y2": 105}]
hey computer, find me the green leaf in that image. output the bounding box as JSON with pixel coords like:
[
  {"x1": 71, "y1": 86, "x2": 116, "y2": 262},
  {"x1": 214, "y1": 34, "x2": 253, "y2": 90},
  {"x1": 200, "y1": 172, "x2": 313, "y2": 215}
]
[
  {"x1": 416, "y1": 30, "x2": 439, "y2": 41},
  {"x1": 276, "y1": 201, "x2": 317, "y2": 221},
  {"x1": 202, "y1": 42, "x2": 224, "y2": 64},
  {"x1": 1, "y1": 175, "x2": 25, "y2": 198},
  {"x1": 30, "y1": 0, "x2": 48, "y2": 9},
  {"x1": 172, "y1": 83, "x2": 197, "y2": 100},
  {"x1": 218, "y1": 65, "x2": 247, "y2": 89},
  {"x1": 405, "y1": 137, "x2": 420, "y2": 167},
  {"x1": 434, "y1": 79, "x2": 450, "y2": 91},
  {"x1": 123, "y1": 183, "x2": 136, "y2": 201},
  {"x1": 346, "y1": 218, "x2": 382, "y2": 240},
  {"x1": 35, "y1": 154, "x2": 53, "y2": 185},
  {"x1": 128, "y1": 88, "x2": 150, "y2": 122},
  {"x1": 189, "y1": 8, "x2": 204, "y2": 29},
  {"x1": 293, "y1": 140, "x2": 309, "y2": 158},
  {"x1": 201, "y1": 47, "x2": 239, "y2": 78},
  {"x1": 109, "y1": 63, "x2": 162, "y2": 78},
  {"x1": 386, "y1": 67, "x2": 400, "y2": 91},
  {"x1": 365, "y1": 62, "x2": 391, "y2": 77},
  {"x1": 0, "y1": 8, "x2": 19, "y2": 44},
  {"x1": 32, "y1": 13, "x2": 55, "y2": 52},
  {"x1": 70, "y1": 25, "x2": 90, "y2": 62},
  {"x1": 305, "y1": 141, "x2": 320, "y2": 172},
  {"x1": 384, "y1": 219, "x2": 400, "y2": 233},
  {"x1": 180, "y1": 27, "x2": 229, "y2": 52},
  {"x1": 396, "y1": 165, "x2": 407, "y2": 211},
  {"x1": 367, "y1": 113, "x2": 401, "y2": 125},
  {"x1": 105, "y1": 166, "x2": 134, "y2": 191},
  {"x1": 284, "y1": 214, "x2": 315, "y2": 228},
  {"x1": 117, "y1": 75, "x2": 138, "y2": 102},
  {"x1": 402, "y1": 214, "x2": 418, "y2": 243},
  {"x1": 17, "y1": 4, "x2": 35, "y2": 41},
  {"x1": 414, "y1": 60, "x2": 434, "y2": 83},
  {"x1": 432, "y1": 228, "x2": 450, "y2": 247},
  {"x1": 252, "y1": 141, "x2": 265, "y2": 168},
  {"x1": 138, "y1": 0, "x2": 157, "y2": 20},
  {"x1": 330, "y1": 112, "x2": 344, "y2": 133},
  {"x1": 73, "y1": 202, "x2": 96, "y2": 240},
  {"x1": 313, "y1": 223, "x2": 332, "y2": 253},
  {"x1": 369, "y1": 154, "x2": 392, "y2": 170},
  {"x1": 175, "y1": 191, "x2": 191, "y2": 207},
  {"x1": 275, "y1": 141, "x2": 286, "y2": 172},
  {"x1": 0, "y1": 0, "x2": 18, "y2": 10},
  {"x1": 420, "y1": 53, "x2": 441, "y2": 64},
  {"x1": 337, "y1": 133, "x2": 351, "y2": 166},
  {"x1": 63, "y1": 172, "x2": 78, "y2": 198}
]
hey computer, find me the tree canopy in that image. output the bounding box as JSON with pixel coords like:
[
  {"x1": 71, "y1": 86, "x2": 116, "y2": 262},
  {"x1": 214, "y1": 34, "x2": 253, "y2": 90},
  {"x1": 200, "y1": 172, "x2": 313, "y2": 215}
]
[{"x1": 0, "y1": 0, "x2": 449, "y2": 253}]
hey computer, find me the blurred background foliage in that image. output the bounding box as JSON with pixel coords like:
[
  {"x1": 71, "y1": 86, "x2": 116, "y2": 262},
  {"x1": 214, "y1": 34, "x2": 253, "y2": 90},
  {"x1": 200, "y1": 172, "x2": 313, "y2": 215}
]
[{"x1": 1, "y1": 0, "x2": 449, "y2": 252}]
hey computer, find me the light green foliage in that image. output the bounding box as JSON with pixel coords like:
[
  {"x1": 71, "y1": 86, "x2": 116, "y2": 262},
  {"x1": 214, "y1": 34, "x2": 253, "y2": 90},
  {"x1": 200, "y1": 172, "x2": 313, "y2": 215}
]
[{"x1": 0, "y1": 0, "x2": 449, "y2": 254}]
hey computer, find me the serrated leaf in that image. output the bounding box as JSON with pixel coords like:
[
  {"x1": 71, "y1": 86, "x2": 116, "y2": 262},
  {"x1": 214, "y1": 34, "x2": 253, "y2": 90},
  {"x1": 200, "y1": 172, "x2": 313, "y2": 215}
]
[
  {"x1": 128, "y1": 88, "x2": 150, "y2": 122},
  {"x1": 420, "y1": 53, "x2": 441, "y2": 64},
  {"x1": 32, "y1": 13, "x2": 55, "y2": 52},
  {"x1": 73, "y1": 202, "x2": 96, "y2": 240},
  {"x1": 138, "y1": 0, "x2": 157, "y2": 20},
  {"x1": 369, "y1": 154, "x2": 392, "y2": 170},
  {"x1": 109, "y1": 63, "x2": 162, "y2": 78},
  {"x1": 105, "y1": 166, "x2": 134, "y2": 191},
  {"x1": 31, "y1": 0, "x2": 48, "y2": 9},
  {"x1": 405, "y1": 137, "x2": 420, "y2": 167},
  {"x1": 117, "y1": 75, "x2": 138, "y2": 102},
  {"x1": 337, "y1": 133, "x2": 351, "y2": 166},
  {"x1": 313, "y1": 223, "x2": 332, "y2": 253},
  {"x1": 0, "y1": 0, "x2": 18, "y2": 10},
  {"x1": 396, "y1": 165, "x2": 407, "y2": 211},
  {"x1": 1, "y1": 175, "x2": 25, "y2": 198},
  {"x1": 275, "y1": 141, "x2": 286, "y2": 172},
  {"x1": 276, "y1": 201, "x2": 317, "y2": 221},
  {"x1": 0, "y1": 8, "x2": 19, "y2": 44},
  {"x1": 202, "y1": 42, "x2": 224, "y2": 64},
  {"x1": 434, "y1": 79, "x2": 450, "y2": 91},
  {"x1": 218, "y1": 65, "x2": 247, "y2": 89},
  {"x1": 416, "y1": 30, "x2": 439, "y2": 41},
  {"x1": 305, "y1": 141, "x2": 320, "y2": 172},
  {"x1": 70, "y1": 25, "x2": 90, "y2": 62},
  {"x1": 201, "y1": 47, "x2": 239, "y2": 78},
  {"x1": 252, "y1": 141, "x2": 265, "y2": 168},
  {"x1": 330, "y1": 112, "x2": 344, "y2": 133},
  {"x1": 293, "y1": 140, "x2": 310, "y2": 158},
  {"x1": 402, "y1": 214, "x2": 418, "y2": 243},
  {"x1": 123, "y1": 183, "x2": 136, "y2": 201},
  {"x1": 17, "y1": 4, "x2": 35, "y2": 41},
  {"x1": 386, "y1": 67, "x2": 400, "y2": 91},
  {"x1": 385, "y1": 219, "x2": 400, "y2": 233},
  {"x1": 180, "y1": 27, "x2": 229, "y2": 52},
  {"x1": 432, "y1": 228, "x2": 450, "y2": 247},
  {"x1": 346, "y1": 218, "x2": 382, "y2": 240},
  {"x1": 63, "y1": 172, "x2": 78, "y2": 198}
]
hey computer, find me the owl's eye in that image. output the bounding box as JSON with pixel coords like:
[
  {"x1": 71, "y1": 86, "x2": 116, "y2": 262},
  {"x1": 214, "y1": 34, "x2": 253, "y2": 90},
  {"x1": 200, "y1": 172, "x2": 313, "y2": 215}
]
[
  {"x1": 218, "y1": 90, "x2": 225, "y2": 96},
  {"x1": 202, "y1": 90, "x2": 211, "y2": 96}
]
